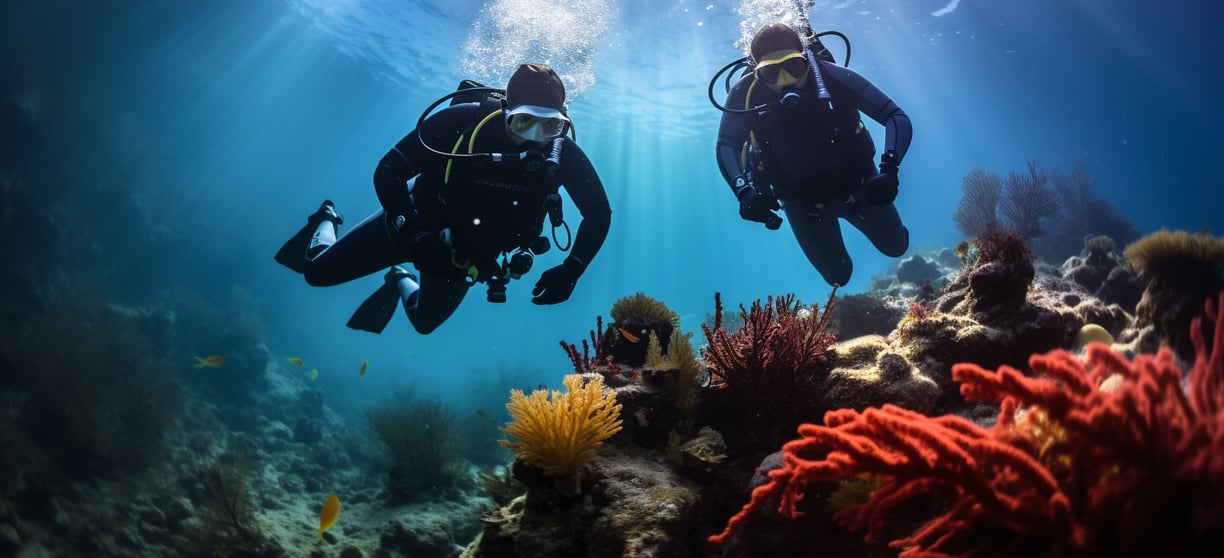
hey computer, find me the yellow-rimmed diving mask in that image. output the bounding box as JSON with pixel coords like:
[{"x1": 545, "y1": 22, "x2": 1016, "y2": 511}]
[{"x1": 754, "y1": 50, "x2": 809, "y2": 89}]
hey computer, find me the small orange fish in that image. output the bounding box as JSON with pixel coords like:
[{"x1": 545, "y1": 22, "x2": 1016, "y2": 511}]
[
  {"x1": 359, "y1": 360, "x2": 368, "y2": 376},
  {"x1": 194, "y1": 355, "x2": 225, "y2": 368},
  {"x1": 316, "y1": 494, "x2": 341, "y2": 544},
  {"x1": 287, "y1": 357, "x2": 305, "y2": 366},
  {"x1": 618, "y1": 327, "x2": 641, "y2": 343}
]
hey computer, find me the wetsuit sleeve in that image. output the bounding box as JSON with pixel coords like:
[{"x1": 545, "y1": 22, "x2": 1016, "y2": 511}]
[
  {"x1": 716, "y1": 78, "x2": 754, "y2": 191},
  {"x1": 822, "y1": 63, "x2": 912, "y2": 164},
  {"x1": 556, "y1": 141, "x2": 611, "y2": 272},
  {"x1": 373, "y1": 105, "x2": 481, "y2": 219},
  {"x1": 374, "y1": 133, "x2": 424, "y2": 218}
]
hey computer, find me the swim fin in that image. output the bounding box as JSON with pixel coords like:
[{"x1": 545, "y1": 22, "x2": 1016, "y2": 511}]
[
  {"x1": 275, "y1": 200, "x2": 343, "y2": 273},
  {"x1": 347, "y1": 267, "x2": 414, "y2": 334},
  {"x1": 274, "y1": 221, "x2": 317, "y2": 273}
]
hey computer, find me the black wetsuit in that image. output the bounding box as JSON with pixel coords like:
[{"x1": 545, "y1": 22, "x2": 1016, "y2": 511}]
[
  {"x1": 716, "y1": 59, "x2": 913, "y2": 287},
  {"x1": 303, "y1": 102, "x2": 611, "y2": 333}
]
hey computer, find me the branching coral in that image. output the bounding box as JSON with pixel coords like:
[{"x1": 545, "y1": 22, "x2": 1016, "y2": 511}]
[
  {"x1": 711, "y1": 293, "x2": 1224, "y2": 557},
  {"x1": 560, "y1": 315, "x2": 607, "y2": 375},
  {"x1": 500, "y1": 374, "x2": 623, "y2": 475},
  {"x1": 700, "y1": 291, "x2": 838, "y2": 453},
  {"x1": 952, "y1": 167, "x2": 1002, "y2": 239},
  {"x1": 367, "y1": 392, "x2": 466, "y2": 502},
  {"x1": 701, "y1": 292, "x2": 837, "y2": 394},
  {"x1": 953, "y1": 160, "x2": 1136, "y2": 264},
  {"x1": 1038, "y1": 162, "x2": 1138, "y2": 263},
  {"x1": 998, "y1": 158, "x2": 1061, "y2": 240},
  {"x1": 190, "y1": 453, "x2": 279, "y2": 556}
]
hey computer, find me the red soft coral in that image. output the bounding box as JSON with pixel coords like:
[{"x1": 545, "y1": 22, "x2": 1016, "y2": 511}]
[
  {"x1": 711, "y1": 293, "x2": 1224, "y2": 557},
  {"x1": 700, "y1": 291, "x2": 837, "y2": 398},
  {"x1": 700, "y1": 291, "x2": 838, "y2": 453}
]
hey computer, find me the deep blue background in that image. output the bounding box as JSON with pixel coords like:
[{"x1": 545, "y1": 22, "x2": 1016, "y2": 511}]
[{"x1": 5, "y1": 0, "x2": 1221, "y2": 411}]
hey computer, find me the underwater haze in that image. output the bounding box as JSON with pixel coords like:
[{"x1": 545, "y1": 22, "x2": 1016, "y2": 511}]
[
  {"x1": 2, "y1": 0, "x2": 1223, "y2": 554},
  {"x1": 6, "y1": 0, "x2": 1220, "y2": 401}
]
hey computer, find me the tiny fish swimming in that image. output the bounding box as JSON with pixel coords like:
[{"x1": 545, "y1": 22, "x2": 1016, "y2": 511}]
[
  {"x1": 316, "y1": 494, "x2": 340, "y2": 544},
  {"x1": 194, "y1": 355, "x2": 225, "y2": 368}
]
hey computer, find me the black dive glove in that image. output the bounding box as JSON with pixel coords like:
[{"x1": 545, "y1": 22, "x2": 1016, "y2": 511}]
[
  {"x1": 733, "y1": 176, "x2": 782, "y2": 230},
  {"x1": 408, "y1": 231, "x2": 470, "y2": 280},
  {"x1": 864, "y1": 150, "x2": 900, "y2": 205},
  {"x1": 532, "y1": 257, "x2": 584, "y2": 305}
]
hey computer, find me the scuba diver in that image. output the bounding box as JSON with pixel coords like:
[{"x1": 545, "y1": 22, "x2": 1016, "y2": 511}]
[
  {"x1": 711, "y1": 21, "x2": 913, "y2": 287},
  {"x1": 275, "y1": 64, "x2": 611, "y2": 334}
]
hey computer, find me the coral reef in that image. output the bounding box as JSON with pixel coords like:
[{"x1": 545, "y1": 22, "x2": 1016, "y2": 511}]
[
  {"x1": 602, "y1": 293, "x2": 681, "y2": 367},
  {"x1": 965, "y1": 225, "x2": 1035, "y2": 308},
  {"x1": 952, "y1": 160, "x2": 1061, "y2": 242},
  {"x1": 1036, "y1": 162, "x2": 1140, "y2": 263},
  {"x1": 997, "y1": 159, "x2": 1061, "y2": 240},
  {"x1": 1125, "y1": 229, "x2": 1224, "y2": 361},
  {"x1": 500, "y1": 374, "x2": 623, "y2": 475},
  {"x1": 894, "y1": 254, "x2": 942, "y2": 286},
  {"x1": 1, "y1": 70, "x2": 502, "y2": 558},
  {"x1": 189, "y1": 453, "x2": 282, "y2": 557},
  {"x1": 367, "y1": 391, "x2": 467, "y2": 504},
  {"x1": 819, "y1": 336, "x2": 941, "y2": 415},
  {"x1": 710, "y1": 293, "x2": 1224, "y2": 557},
  {"x1": 1060, "y1": 234, "x2": 1143, "y2": 311},
  {"x1": 951, "y1": 167, "x2": 1002, "y2": 239},
  {"x1": 829, "y1": 293, "x2": 905, "y2": 339},
  {"x1": 476, "y1": 465, "x2": 525, "y2": 508},
  {"x1": 0, "y1": 299, "x2": 182, "y2": 481},
  {"x1": 699, "y1": 292, "x2": 838, "y2": 456},
  {"x1": 953, "y1": 160, "x2": 1136, "y2": 265},
  {"x1": 463, "y1": 446, "x2": 701, "y2": 558}
]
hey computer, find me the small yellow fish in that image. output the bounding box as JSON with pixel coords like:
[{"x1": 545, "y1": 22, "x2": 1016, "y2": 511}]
[
  {"x1": 618, "y1": 327, "x2": 641, "y2": 343},
  {"x1": 194, "y1": 355, "x2": 225, "y2": 368},
  {"x1": 316, "y1": 494, "x2": 341, "y2": 544},
  {"x1": 287, "y1": 357, "x2": 305, "y2": 366},
  {"x1": 306, "y1": 369, "x2": 318, "y2": 381},
  {"x1": 359, "y1": 360, "x2": 368, "y2": 375}
]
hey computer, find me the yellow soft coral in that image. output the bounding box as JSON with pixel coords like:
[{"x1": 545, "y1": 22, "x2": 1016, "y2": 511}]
[{"x1": 499, "y1": 374, "x2": 623, "y2": 475}]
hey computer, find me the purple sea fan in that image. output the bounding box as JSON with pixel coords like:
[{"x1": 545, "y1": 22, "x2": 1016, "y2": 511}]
[
  {"x1": 999, "y1": 158, "x2": 1061, "y2": 239},
  {"x1": 953, "y1": 167, "x2": 1002, "y2": 239}
]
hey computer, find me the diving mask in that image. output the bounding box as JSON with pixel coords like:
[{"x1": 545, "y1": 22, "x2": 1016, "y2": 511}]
[
  {"x1": 754, "y1": 50, "x2": 809, "y2": 89},
  {"x1": 506, "y1": 111, "x2": 569, "y2": 143}
]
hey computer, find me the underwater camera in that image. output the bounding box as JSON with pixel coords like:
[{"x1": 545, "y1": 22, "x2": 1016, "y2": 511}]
[{"x1": 486, "y1": 236, "x2": 551, "y2": 303}]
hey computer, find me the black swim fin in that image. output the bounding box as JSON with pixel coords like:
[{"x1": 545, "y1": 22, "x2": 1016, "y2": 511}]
[
  {"x1": 275, "y1": 200, "x2": 344, "y2": 273},
  {"x1": 274, "y1": 221, "x2": 316, "y2": 273},
  {"x1": 346, "y1": 268, "x2": 413, "y2": 334}
]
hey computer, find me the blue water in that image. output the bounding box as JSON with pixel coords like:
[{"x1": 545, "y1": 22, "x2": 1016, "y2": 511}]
[{"x1": 7, "y1": 0, "x2": 1222, "y2": 408}]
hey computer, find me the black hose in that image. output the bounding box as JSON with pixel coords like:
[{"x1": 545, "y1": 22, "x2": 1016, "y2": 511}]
[{"x1": 413, "y1": 87, "x2": 506, "y2": 160}]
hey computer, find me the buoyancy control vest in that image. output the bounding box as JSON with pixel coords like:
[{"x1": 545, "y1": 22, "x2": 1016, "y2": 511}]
[{"x1": 413, "y1": 81, "x2": 568, "y2": 274}]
